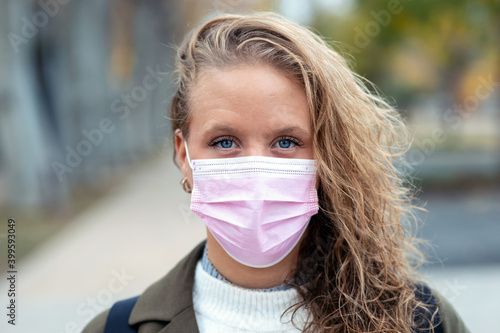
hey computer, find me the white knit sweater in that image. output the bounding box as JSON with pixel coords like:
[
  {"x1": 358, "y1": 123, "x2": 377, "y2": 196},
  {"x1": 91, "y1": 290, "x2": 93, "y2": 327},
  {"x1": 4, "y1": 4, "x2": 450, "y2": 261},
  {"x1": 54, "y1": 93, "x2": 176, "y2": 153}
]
[{"x1": 192, "y1": 260, "x2": 309, "y2": 332}]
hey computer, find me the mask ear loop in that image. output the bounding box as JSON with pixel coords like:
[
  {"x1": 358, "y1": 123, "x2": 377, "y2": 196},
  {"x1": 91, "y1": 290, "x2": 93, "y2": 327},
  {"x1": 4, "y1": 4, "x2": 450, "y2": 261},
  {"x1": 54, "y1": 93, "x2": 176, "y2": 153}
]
[{"x1": 184, "y1": 140, "x2": 193, "y2": 170}]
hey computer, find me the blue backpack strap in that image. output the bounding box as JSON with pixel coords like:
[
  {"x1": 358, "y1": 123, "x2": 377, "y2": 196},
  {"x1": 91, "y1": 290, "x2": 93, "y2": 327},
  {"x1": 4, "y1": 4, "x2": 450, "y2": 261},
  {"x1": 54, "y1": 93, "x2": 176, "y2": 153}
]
[
  {"x1": 104, "y1": 296, "x2": 140, "y2": 333},
  {"x1": 413, "y1": 284, "x2": 443, "y2": 333}
]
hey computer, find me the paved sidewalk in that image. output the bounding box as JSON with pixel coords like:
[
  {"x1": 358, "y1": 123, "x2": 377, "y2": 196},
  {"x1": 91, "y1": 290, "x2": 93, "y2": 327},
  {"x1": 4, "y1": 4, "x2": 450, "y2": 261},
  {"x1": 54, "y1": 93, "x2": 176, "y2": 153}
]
[
  {"x1": 0, "y1": 151, "x2": 498, "y2": 332},
  {"x1": 0, "y1": 152, "x2": 207, "y2": 333}
]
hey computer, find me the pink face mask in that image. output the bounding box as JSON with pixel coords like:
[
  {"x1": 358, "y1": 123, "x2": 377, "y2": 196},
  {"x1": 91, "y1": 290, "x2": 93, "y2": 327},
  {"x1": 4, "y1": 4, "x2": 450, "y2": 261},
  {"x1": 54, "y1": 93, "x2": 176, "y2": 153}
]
[{"x1": 184, "y1": 141, "x2": 319, "y2": 268}]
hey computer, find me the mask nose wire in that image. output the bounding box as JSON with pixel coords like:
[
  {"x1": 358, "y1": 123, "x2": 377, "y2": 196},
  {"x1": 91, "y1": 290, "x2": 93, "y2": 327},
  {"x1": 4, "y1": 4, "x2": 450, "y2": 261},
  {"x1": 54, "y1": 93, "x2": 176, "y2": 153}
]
[{"x1": 183, "y1": 140, "x2": 193, "y2": 170}]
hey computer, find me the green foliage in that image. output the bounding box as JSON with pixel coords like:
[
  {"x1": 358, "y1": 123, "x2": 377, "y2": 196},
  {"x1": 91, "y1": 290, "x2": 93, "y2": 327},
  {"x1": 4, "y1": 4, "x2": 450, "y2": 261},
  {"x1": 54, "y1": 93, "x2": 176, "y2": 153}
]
[{"x1": 310, "y1": 0, "x2": 500, "y2": 106}]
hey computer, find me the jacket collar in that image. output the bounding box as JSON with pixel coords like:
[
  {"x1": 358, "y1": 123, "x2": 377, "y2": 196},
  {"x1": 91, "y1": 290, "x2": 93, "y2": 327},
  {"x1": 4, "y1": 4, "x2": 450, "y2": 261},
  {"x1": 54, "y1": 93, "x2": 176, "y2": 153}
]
[{"x1": 129, "y1": 240, "x2": 206, "y2": 331}]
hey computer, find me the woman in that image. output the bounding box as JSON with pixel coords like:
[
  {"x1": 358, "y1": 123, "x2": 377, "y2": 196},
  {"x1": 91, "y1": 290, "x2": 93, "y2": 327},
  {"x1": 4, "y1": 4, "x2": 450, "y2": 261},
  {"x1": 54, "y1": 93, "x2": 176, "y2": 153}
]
[{"x1": 84, "y1": 12, "x2": 469, "y2": 333}]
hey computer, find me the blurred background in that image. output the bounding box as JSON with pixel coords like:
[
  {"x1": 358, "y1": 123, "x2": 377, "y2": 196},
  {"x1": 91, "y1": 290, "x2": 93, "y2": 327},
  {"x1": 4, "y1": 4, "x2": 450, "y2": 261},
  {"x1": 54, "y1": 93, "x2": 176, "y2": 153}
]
[{"x1": 0, "y1": 0, "x2": 498, "y2": 332}]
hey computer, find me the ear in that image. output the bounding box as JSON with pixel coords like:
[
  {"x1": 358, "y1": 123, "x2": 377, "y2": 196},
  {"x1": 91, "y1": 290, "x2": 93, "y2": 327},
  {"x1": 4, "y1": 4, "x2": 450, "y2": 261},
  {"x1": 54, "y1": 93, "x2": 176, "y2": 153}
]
[{"x1": 174, "y1": 129, "x2": 188, "y2": 176}]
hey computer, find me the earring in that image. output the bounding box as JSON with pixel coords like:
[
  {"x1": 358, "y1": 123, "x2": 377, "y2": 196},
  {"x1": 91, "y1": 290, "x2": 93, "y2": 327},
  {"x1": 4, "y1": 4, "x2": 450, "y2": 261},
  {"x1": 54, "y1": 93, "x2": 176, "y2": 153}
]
[{"x1": 181, "y1": 177, "x2": 192, "y2": 193}]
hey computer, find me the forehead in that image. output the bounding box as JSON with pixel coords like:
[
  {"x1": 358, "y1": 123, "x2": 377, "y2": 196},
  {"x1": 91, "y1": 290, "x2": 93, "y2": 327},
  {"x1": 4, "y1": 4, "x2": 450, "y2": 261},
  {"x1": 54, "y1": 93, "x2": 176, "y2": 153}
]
[{"x1": 188, "y1": 63, "x2": 311, "y2": 131}]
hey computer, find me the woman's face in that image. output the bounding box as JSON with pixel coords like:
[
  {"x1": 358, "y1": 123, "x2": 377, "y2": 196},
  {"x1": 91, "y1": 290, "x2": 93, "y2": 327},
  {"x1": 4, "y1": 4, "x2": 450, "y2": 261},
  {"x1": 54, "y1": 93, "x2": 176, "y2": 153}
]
[{"x1": 175, "y1": 63, "x2": 314, "y2": 181}]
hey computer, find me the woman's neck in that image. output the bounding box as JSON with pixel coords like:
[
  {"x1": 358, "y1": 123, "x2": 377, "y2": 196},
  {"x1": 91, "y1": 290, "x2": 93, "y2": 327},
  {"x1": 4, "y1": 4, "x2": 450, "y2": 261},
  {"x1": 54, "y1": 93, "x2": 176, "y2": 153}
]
[{"x1": 205, "y1": 228, "x2": 305, "y2": 289}]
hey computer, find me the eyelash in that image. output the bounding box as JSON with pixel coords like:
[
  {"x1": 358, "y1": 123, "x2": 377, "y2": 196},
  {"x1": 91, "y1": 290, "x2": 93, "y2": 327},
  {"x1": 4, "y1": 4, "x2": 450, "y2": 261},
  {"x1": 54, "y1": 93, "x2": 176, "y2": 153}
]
[
  {"x1": 276, "y1": 135, "x2": 304, "y2": 148},
  {"x1": 208, "y1": 136, "x2": 237, "y2": 149},
  {"x1": 207, "y1": 135, "x2": 304, "y2": 149}
]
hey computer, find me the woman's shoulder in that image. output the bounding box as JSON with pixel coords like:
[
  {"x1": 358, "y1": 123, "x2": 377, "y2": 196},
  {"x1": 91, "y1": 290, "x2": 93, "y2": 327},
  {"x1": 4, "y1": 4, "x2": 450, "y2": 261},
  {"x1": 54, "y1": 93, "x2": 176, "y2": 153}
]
[
  {"x1": 428, "y1": 285, "x2": 470, "y2": 333},
  {"x1": 82, "y1": 309, "x2": 109, "y2": 333}
]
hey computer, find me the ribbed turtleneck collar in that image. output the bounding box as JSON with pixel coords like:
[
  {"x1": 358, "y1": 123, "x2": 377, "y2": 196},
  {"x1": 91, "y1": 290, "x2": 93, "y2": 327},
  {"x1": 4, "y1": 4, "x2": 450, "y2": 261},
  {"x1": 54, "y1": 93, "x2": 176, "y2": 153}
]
[
  {"x1": 192, "y1": 260, "x2": 309, "y2": 331},
  {"x1": 199, "y1": 242, "x2": 294, "y2": 292}
]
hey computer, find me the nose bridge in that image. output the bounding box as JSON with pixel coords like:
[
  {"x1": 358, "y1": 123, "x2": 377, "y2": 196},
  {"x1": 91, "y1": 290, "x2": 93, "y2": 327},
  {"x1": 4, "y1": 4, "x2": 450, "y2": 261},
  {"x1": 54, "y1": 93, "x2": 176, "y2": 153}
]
[{"x1": 244, "y1": 135, "x2": 271, "y2": 157}]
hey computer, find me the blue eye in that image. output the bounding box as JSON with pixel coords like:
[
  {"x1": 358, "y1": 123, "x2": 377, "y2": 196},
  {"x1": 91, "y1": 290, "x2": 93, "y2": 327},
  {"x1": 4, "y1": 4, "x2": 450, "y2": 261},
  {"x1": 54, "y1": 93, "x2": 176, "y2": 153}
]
[
  {"x1": 219, "y1": 139, "x2": 233, "y2": 148},
  {"x1": 278, "y1": 139, "x2": 292, "y2": 148},
  {"x1": 209, "y1": 136, "x2": 236, "y2": 149},
  {"x1": 275, "y1": 136, "x2": 302, "y2": 149}
]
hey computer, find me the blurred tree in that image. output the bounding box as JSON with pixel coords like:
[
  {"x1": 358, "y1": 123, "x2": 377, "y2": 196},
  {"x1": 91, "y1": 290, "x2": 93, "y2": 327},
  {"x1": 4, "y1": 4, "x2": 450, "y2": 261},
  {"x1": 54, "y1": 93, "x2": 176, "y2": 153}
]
[
  {"x1": 0, "y1": 1, "x2": 69, "y2": 209},
  {"x1": 0, "y1": 0, "x2": 182, "y2": 210},
  {"x1": 311, "y1": 0, "x2": 500, "y2": 113}
]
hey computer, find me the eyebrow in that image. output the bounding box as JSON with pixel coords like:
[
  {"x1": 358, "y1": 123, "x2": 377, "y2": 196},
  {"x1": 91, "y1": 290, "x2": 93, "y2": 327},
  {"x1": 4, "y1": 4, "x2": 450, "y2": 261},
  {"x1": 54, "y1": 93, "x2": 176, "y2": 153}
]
[
  {"x1": 204, "y1": 125, "x2": 310, "y2": 136},
  {"x1": 274, "y1": 126, "x2": 310, "y2": 136},
  {"x1": 206, "y1": 125, "x2": 241, "y2": 134}
]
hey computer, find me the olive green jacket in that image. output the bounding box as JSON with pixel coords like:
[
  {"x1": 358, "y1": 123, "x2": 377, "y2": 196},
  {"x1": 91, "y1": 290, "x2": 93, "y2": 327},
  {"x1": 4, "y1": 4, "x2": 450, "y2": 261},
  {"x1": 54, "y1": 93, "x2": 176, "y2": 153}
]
[{"x1": 82, "y1": 240, "x2": 470, "y2": 333}]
